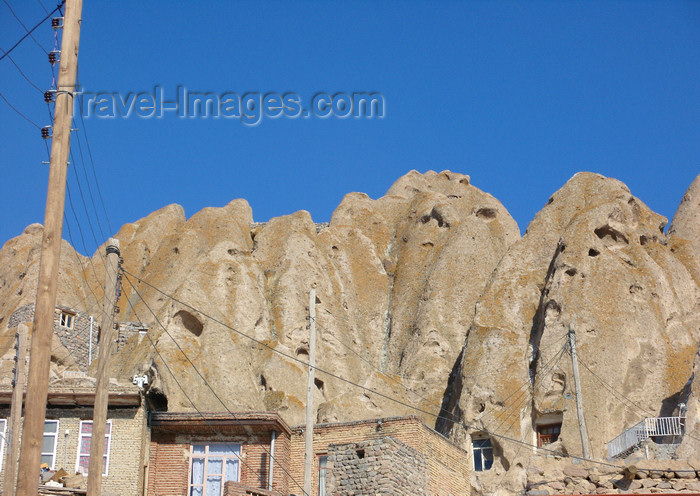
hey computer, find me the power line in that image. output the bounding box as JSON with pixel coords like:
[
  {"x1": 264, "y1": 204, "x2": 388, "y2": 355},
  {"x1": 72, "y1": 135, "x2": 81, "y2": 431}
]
[
  {"x1": 0, "y1": 1, "x2": 64, "y2": 62},
  {"x1": 0, "y1": 91, "x2": 41, "y2": 129},
  {"x1": 65, "y1": 183, "x2": 102, "y2": 285},
  {"x1": 115, "y1": 282, "x2": 260, "y2": 489},
  {"x1": 121, "y1": 272, "x2": 311, "y2": 496},
  {"x1": 0, "y1": 48, "x2": 44, "y2": 94},
  {"x1": 76, "y1": 67, "x2": 114, "y2": 234},
  {"x1": 68, "y1": 144, "x2": 108, "y2": 256},
  {"x1": 312, "y1": 316, "x2": 439, "y2": 408},
  {"x1": 2, "y1": 0, "x2": 50, "y2": 55},
  {"x1": 70, "y1": 130, "x2": 106, "y2": 241},
  {"x1": 118, "y1": 269, "x2": 639, "y2": 471},
  {"x1": 36, "y1": 0, "x2": 50, "y2": 15},
  {"x1": 576, "y1": 355, "x2": 700, "y2": 446},
  {"x1": 62, "y1": 210, "x2": 108, "y2": 318},
  {"x1": 487, "y1": 342, "x2": 569, "y2": 436}
]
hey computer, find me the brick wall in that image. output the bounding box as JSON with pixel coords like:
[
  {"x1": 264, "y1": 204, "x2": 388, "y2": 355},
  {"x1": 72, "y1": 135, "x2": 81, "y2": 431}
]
[
  {"x1": 326, "y1": 436, "x2": 429, "y2": 496},
  {"x1": 290, "y1": 415, "x2": 470, "y2": 496},
  {"x1": 148, "y1": 424, "x2": 290, "y2": 496},
  {"x1": 0, "y1": 405, "x2": 147, "y2": 496}
]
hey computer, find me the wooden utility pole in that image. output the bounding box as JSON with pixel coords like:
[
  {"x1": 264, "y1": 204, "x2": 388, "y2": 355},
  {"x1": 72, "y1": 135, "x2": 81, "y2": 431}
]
[
  {"x1": 4, "y1": 324, "x2": 28, "y2": 496},
  {"x1": 568, "y1": 324, "x2": 591, "y2": 459},
  {"x1": 87, "y1": 239, "x2": 120, "y2": 496},
  {"x1": 303, "y1": 288, "x2": 317, "y2": 496},
  {"x1": 16, "y1": 0, "x2": 84, "y2": 494}
]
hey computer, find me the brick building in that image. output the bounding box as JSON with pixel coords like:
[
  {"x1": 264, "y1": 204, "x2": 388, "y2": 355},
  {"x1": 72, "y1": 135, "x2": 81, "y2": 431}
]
[
  {"x1": 146, "y1": 413, "x2": 470, "y2": 496},
  {"x1": 290, "y1": 415, "x2": 471, "y2": 496},
  {"x1": 0, "y1": 381, "x2": 148, "y2": 496},
  {"x1": 147, "y1": 412, "x2": 292, "y2": 496}
]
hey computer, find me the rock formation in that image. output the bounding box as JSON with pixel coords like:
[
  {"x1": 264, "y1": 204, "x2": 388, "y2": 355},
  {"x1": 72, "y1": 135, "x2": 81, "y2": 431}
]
[
  {"x1": 1, "y1": 170, "x2": 698, "y2": 493},
  {"x1": 439, "y1": 172, "x2": 700, "y2": 494}
]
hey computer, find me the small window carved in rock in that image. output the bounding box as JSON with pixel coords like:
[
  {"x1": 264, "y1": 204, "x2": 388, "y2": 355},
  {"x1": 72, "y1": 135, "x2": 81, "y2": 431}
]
[
  {"x1": 472, "y1": 433, "x2": 493, "y2": 471},
  {"x1": 537, "y1": 423, "x2": 561, "y2": 447}
]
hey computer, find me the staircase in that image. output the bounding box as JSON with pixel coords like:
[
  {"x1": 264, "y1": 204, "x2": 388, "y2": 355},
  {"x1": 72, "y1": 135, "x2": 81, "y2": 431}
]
[{"x1": 607, "y1": 417, "x2": 685, "y2": 459}]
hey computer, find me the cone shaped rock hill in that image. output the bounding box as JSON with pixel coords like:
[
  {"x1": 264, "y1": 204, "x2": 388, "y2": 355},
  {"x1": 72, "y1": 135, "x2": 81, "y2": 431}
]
[{"x1": 1, "y1": 170, "x2": 699, "y2": 479}]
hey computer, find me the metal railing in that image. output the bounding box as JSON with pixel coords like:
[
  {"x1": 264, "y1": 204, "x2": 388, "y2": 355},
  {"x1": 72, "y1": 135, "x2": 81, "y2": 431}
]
[{"x1": 607, "y1": 416, "x2": 685, "y2": 459}]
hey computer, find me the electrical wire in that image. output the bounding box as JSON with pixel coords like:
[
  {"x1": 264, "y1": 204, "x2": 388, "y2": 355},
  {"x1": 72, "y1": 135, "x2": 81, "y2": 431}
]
[
  {"x1": 76, "y1": 67, "x2": 114, "y2": 234},
  {"x1": 36, "y1": 0, "x2": 50, "y2": 15},
  {"x1": 121, "y1": 272, "x2": 311, "y2": 496},
  {"x1": 119, "y1": 290, "x2": 290, "y2": 495},
  {"x1": 0, "y1": 91, "x2": 42, "y2": 129},
  {"x1": 0, "y1": 1, "x2": 64, "y2": 62},
  {"x1": 2, "y1": 0, "x2": 50, "y2": 55},
  {"x1": 71, "y1": 119, "x2": 106, "y2": 241},
  {"x1": 119, "y1": 269, "x2": 642, "y2": 471},
  {"x1": 0, "y1": 48, "x2": 44, "y2": 94}
]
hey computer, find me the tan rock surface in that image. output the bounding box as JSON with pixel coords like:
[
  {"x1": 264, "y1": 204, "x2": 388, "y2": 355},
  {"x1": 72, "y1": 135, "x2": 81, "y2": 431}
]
[
  {"x1": 2, "y1": 169, "x2": 699, "y2": 482},
  {"x1": 669, "y1": 174, "x2": 700, "y2": 248},
  {"x1": 0, "y1": 170, "x2": 518, "y2": 427},
  {"x1": 440, "y1": 173, "x2": 700, "y2": 481}
]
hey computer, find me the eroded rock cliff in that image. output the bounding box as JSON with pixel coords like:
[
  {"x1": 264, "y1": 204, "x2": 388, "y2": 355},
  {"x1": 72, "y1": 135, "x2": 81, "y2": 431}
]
[{"x1": 1, "y1": 170, "x2": 698, "y2": 487}]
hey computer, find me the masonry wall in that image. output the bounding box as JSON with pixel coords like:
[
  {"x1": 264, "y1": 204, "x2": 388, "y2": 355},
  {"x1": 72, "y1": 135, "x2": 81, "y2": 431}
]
[
  {"x1": 522, "y1": 459, "x2": 700, "y2": 495},
  {"x1": 290, "y1": 416, "x2": 470, "y2": 496},
  {"x1": 148, "y1": 425, "x2": 290, "y2": 496},
  {"x1": 8, "y1": 303, "x2": 100, "y2": 372},
  {"x1": 0, "y1": 405, "x2": 147, "y2": 496},
  {"x1": 326, "y1": 436, "x2": 429, "y2": 496}
]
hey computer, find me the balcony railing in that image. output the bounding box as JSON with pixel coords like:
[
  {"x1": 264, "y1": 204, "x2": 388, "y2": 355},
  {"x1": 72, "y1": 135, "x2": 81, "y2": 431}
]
[{"x1": 607, "y1": 416, "x2": 685, "y2": 459}]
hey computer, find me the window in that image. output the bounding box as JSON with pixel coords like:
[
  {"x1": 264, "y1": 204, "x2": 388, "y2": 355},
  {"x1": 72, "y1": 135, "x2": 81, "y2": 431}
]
[
  {"x1": 472, "y1": 435, "x2": 493, "y2": 471},
  {"x1": 537, "y1": 423, "x2": 561, "y2": 447},
  {"x1": 42, "y1": 420, "x2": 59, "y2": 469},
  {"x1": 318, "y1": 455, "x2": 328, "y2": 496},
  {"x1": 59, "y1": 311, "x2": 74, "y2": 328},
  {"x1": 0, "y1": 419, "x2": 6, "y2": 471},
  {"x1": 189, "y1": 443, "x2": 241, "y2": 496},
  {"x1": 76, "y1": 421, "x2": 112, "y2": 475}
]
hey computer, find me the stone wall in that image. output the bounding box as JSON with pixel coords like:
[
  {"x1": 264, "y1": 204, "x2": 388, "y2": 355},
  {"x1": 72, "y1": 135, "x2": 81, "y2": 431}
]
[
  {"x1": 290, "y1": 415, "x2": 470, "y2": 496},
  {"x1": 326, "y1": 436, "x2": 429, "y2": 496},
  {"x1": 8, "y1": 303, "x2": 100, "y2": 372},
  {"x1": 7, "y1": 304, "x2": 146, "y2": 371},
  {"x1": 523, "y1": 459, "x2": 700, "y2": 495},
  {"x1": 117, "y1": 321, "x2": 149, "y2": 351}
]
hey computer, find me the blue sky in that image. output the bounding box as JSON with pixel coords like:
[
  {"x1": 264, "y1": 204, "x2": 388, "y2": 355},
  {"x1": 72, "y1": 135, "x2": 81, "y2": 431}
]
[{"x1": 1, "y1": 1, "x2": 698, "y2": 256}]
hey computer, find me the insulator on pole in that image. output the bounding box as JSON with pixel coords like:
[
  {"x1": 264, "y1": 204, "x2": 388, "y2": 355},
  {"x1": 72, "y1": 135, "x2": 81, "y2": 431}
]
[{"x1": 49, "y1": 50, "x2": 60, "y2": 65}]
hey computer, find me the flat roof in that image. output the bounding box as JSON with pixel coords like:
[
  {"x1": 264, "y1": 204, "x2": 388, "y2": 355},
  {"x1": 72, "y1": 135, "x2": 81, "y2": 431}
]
[
  {"x1": 0, "y1": 384, "x2": 141, "y2": 407},
  {"x1": 150, "y1": 411, "x2": 292, "y2": 436},
  {"x1": 293, "y1": 414, "x2": 423, "y2": 432},
  {"x1": 292, "y1": 414, "x2": 470, "y2": 456}
]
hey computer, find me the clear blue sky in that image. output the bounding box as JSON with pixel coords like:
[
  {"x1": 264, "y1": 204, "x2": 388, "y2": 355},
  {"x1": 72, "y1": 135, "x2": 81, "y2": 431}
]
[{"x1": 1, "y1": 1, "x2": 698, "y2": 256}]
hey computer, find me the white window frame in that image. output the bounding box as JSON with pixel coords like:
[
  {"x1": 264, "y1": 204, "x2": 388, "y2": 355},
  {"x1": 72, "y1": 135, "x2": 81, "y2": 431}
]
[
  {"x1": 75, "y1": 420, "x2": 112, "y2": 476},
  {"x1": 471, "y1": 435, "x2": 493, "y2": 472},
  {"x1": 318, "y1": 454, "x2": 328, "y2": 496},
  {"x1": 59, "y1": 311, "x2": 74, "y2": 329},
  {"x1": 0, "y1": 419, "x2": 7, "y2": 472},
  {"x1": 42, "y1": 420, "x2": 59, "y2": 469},
  {"x1": 188, "y1": 443, "x2": 242, "y2": 496}
]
